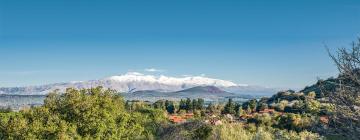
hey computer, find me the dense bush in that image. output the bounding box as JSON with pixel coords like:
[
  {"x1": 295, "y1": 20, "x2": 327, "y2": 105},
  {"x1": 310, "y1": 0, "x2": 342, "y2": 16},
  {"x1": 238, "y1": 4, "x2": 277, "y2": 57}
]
[
  {"x1": 211, "y1": 123, "x2": 321, "y2": 140},
  {"x1": 159, "y1": 121, "x2": 213, "y2": 140}
]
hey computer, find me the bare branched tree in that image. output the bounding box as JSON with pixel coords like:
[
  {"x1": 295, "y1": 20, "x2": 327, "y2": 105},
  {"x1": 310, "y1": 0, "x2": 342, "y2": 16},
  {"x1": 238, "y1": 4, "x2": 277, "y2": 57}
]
[{"x1": 323, "y1": 39, "x2": 360, "y2": 139}]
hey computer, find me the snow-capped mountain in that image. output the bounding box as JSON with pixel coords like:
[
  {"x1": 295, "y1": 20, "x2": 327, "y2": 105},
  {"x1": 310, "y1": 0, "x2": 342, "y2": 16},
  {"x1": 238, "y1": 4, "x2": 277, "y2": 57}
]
[
  {"x1": 105, "y1": 72, "x2": 241, "y2": 88},
  {"x1": 0, "y1": 72, "x2": 276, "y2": 95}
]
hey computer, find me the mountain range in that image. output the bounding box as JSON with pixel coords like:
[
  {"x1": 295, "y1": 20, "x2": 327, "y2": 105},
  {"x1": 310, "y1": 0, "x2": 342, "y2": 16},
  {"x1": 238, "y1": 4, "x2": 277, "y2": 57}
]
[
  {"x1": 0, "y1": 72, "x2": 277, "y2": 96},
  {"x1": 123, "y1": 86, "x2": 241, "y2": 101}
]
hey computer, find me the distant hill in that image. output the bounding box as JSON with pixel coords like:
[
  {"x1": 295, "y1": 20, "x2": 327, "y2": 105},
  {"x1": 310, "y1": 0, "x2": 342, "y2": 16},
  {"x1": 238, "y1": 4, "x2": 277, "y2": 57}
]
[
  {"x1": 222, "y1": 85, "x2": 278, "y2": 96},
  {"x1": 122, "y1": 86, "x2": 257, "y2": 102},
  {"x1": 173, "y1": 86, "x2": 235, "y2": 97},
  {"x1": 301, "y1": 77, "x2": 338, "y2": 98},
  {"x1": 176, "y1": 86, "x2": 229, "y2": 93}
]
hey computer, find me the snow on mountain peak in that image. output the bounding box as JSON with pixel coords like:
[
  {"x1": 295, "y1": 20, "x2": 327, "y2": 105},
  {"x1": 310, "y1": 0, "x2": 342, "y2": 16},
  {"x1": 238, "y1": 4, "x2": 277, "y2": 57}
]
[
  {"x1": 105, "y1": 72, "x2": 240, "y2": 87},
  {"x1": 0, "y1": 72, "x2": 275, "y2": 95}
]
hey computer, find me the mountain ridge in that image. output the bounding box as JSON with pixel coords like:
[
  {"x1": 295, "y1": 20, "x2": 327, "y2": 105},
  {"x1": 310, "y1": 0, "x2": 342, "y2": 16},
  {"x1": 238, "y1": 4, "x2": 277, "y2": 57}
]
[
  {"x1": 175, "y1": 86, "x2": 227, "y2": 94},
  {"x1": 0, "y1": 72, "x2": 276, "y2": 96},
  {"x1": 123, "y1": 85, "x2": 237, "y2": 102}
]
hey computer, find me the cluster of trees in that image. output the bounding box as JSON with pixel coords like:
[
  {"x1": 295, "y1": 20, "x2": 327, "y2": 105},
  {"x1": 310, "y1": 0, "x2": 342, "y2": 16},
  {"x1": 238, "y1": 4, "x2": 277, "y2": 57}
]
[
  {"x1": 178, "y1": 98, "x2": 205, "y2": 112},
  {"x1": 150, "y1": 98, "x2": 207, "y2": 118},
  {"x1": 134, "y1": 98, "x2": 206, "y2": 115},
  {"x1": 278, "y1": 39, "x2": 360, "y2": 139},
  {"x1": 272, "y1": 39, "x2": 360, "y2": 139},
  {"x1": 217, "y1": 39, "x2": 360, "y2": 139},
  {"x1": 0, "y1": 87, "x2": 167, "y2": 139},
  {"x1": 265, "y1": 91, "x2": 333, "y2": 115}
]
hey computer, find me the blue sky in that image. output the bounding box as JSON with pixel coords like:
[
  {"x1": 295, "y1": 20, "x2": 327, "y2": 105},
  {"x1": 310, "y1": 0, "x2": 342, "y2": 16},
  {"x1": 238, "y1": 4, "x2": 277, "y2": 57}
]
[{"x1": 0, "y1": 0, "x2": 360, "y2": 88}]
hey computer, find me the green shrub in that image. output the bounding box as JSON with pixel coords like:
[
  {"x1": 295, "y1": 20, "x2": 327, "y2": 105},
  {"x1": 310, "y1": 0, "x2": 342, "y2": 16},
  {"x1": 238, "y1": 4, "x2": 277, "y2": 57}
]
[{"x1": 210, "y1": 123, "x2": 321, "y2": 140}]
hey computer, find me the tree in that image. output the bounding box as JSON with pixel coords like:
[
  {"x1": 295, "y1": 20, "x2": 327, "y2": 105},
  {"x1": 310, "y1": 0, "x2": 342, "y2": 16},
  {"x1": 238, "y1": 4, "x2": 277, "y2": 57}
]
[
  {"x1": 185, "y1": 98, "x2": 193, "y2": 112},
  {"x1": 248, "y1": 99, "x2": 257, "y2": 112},
  {"x1": 236, "y1": 107, "x2": 245, "y2": 117},
  {"x1": 179, "y1": 99, "x2": 187, "y2": 111},
  {"x1": 257, "y1": 103, "x2": 268, "y2": 111},
  {"x1": 206, "y1": 103, "x2": 216, "y2": 114},
  {"x1": 153, "y1": 100, "x2": 166, "y2": 109},
  {"x1": 197, "y1": 98, "x2": 205, "y2": 110},
  {"x1": 192, "y1": 99, "x2": 198, "y2": 111},
  {"x1": 275, "y1": 113, "x2": 313, "y2": 132},
  {"x1": 292, "y1": 100, "x2": 305, "y2": 113},
  {"x1": 323, "y1": 39, "x2": 360, "y2": 139},
  {"x1": 250, "y1": 113, "x2": 273, "y2": 127},
  {"x1": 0, "y1": 87, "x2": 154, "y2": 139},
  {"x1": 304, "y1": 99, "x2": 320, "y2": 114},
  {"x1": 166, "y1": 102, "x2": 175, "y2": 114},
  {"x1": 307, "y1": 91, "x2": 316, "y2": 99},
  {"x1": 222, "y1": 98, "x2": 236, "y2": 114},
  {"x1": 135, "y1": 108, "x2": 167, "y2": 136},
  {"x1": 276, "y1": 100, "x2": 288, "y2": 112},
  {"x1": 165, "y1": 100, "x2": 170, "y2": 109}
]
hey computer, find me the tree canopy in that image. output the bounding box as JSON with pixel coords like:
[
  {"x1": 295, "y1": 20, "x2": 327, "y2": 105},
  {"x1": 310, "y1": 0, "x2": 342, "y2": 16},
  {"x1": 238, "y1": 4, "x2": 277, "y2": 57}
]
[{"x1": 0, "y1": 87, "x2": 167, "y2": 139}]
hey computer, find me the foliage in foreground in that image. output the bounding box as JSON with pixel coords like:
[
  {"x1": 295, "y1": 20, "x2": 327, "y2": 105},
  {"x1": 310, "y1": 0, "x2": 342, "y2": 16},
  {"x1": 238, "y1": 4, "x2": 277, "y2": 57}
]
[
  {"x1": 211, "y1": 123, "x2": 321, "y2": 140},
  {"x1": 158, "y1": 121, "x2": 213, "y2": 140},
  {"x1": 0, "y1": 87, "x2": 167, "y2": 140},
  {"x1": 158, "y1": 121, "x2": 321, "y2": 140},
  {"x1": 325, "y1": 40, "x2": 360, "y2": 139}
]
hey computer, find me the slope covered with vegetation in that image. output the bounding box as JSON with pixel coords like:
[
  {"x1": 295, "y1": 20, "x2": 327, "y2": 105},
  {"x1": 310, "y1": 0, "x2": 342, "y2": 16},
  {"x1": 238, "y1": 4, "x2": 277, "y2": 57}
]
[{"x1": 0, "y1": 87, "x2": 323, "y2": 140}]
